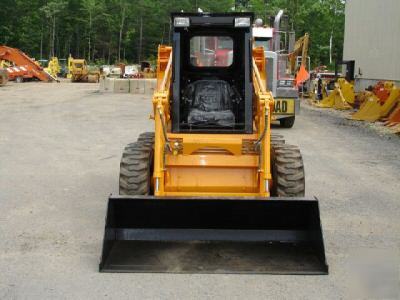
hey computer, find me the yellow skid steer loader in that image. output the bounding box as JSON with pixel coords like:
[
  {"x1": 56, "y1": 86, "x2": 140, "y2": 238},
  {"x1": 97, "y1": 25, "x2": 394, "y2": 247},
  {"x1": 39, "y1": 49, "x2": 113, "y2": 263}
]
[{"x1": 99, "y1": 12, "x2": 328, "y2": 274}]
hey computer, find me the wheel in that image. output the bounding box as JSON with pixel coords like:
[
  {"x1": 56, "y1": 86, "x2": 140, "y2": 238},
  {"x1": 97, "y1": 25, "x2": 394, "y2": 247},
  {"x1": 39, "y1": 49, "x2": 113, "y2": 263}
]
[
  {"x1": 279, "y1": 116, "x2": 295, "y2": 128},
  {"x1": 137, "y1": 132, "x2": 155, "y2": 146},
  {"x1": 271, "y1": 144, "x2": 305, "y2": 197},
  {"x1": 15, "y1": 76, "x2": 23, "y2": 83},
  {"x1": 119, "y1": 140, "x2": 154, "y2": 195},
  {"x1": 271, "y1": 134, "x2": 285, "y2": 145}
]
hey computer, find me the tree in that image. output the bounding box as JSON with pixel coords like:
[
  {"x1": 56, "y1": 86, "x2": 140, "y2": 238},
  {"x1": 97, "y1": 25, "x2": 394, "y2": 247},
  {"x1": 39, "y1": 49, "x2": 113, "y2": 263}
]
[
  {"x1": 0, "y1": 0, "x2": 346, "y2": 67},
  {"x1": 40, "y1": 0, "x2": 67, "y2": 57},
  {"x1": 81, "y1": 0, "x2": 96, "y2": 61},
  {"x1": 117, "y1": 0, "x2": 129, "y2": 62}
]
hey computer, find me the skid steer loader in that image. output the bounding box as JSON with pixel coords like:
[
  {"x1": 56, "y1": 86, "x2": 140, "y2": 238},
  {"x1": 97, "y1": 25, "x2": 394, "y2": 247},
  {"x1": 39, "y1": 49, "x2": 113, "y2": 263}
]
[{"x1": 99, "y1": 13, "x2": 328, "y2": 274}]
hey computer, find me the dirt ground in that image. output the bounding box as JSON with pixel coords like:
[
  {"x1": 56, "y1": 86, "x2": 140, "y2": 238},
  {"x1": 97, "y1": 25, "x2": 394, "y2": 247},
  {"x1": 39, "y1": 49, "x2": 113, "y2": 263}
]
[{"x1": 0, "y1": 81, "x2": 399, "y2": 299}]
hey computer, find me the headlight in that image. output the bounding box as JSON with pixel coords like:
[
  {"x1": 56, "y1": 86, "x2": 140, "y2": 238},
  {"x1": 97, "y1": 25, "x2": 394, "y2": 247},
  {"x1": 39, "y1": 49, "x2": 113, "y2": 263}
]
[
  {"x1": 174, "y1": 17, "x2": 190, "y2": 27},
  {"x1": 235, "y1": 17, "x2": 250, "y2": 27}
]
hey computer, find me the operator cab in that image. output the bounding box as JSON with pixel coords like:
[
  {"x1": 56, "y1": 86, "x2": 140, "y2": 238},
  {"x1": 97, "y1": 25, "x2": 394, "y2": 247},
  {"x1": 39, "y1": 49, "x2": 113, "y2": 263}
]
[{"x1": 171, "y1": 13, "x2": 254, "y2": 133}]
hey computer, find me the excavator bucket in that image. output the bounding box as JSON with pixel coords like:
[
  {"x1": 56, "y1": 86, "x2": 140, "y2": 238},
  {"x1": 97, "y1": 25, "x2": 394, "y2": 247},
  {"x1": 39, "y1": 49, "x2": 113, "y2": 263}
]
[
  {"x1": 393, "y1": 124, "x2": 400, "y2": 134},
  {"x1": 316, "y1": 91, "x2": 335, "y2": 108},
  {"x1": 316, "y1": 82, "x2": 352, "y2": 110},
  {"x1": 334, "y1": 87, "x2": 352, "y2": 110},
  {"x1": 385, "y1": 105, "x2": 400, "y2": 126},
  {"x1": 338, "y1": 79, "x2": 355, "y2": 106},
  {"x1": 380, "y1": 87, "x2": 400, "y2": 118},
  {"x1": 351, "y1": 94, "x2": 382, "y2": 121},
  {"x1": 352, "y1": 88, "x2": 399, "y2": 122},
  {"x1": 99, "y1": 196, "x2": 328, "y2": 274}
]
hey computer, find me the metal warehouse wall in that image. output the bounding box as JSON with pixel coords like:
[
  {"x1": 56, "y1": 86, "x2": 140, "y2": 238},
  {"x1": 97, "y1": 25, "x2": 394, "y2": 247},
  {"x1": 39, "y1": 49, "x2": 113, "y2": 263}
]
[{"x1": 343, "y1": 0, "x2": 400, "y2": 91}]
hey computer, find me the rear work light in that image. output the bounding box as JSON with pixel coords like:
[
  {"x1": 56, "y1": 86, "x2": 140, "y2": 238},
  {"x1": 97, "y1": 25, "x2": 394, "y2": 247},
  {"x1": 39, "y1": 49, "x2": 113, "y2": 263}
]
[
  {"x1": 235, "y1": 17, "x2": 251, "y2": 27},
  {"x1": 174, "y1": 17, "x2": 190, "y2": 27}
]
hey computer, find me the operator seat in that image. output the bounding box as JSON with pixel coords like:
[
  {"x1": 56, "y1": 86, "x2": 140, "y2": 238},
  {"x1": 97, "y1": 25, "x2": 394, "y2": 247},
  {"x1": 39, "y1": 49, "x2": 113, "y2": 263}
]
[{"x1": 183, "y1": 80, "x2": 241, "y2": 127}]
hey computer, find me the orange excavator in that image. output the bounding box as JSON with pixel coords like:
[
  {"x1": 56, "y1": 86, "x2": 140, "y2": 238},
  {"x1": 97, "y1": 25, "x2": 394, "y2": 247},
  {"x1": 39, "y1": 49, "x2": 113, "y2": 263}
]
[{"x1": 0, "y1": 45, "x2": 51, "y2": 82}]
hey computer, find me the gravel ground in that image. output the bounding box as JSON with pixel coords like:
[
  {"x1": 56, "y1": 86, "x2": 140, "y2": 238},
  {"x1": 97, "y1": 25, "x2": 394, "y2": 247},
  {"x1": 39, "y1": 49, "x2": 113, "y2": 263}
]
[{"x1": 0, "y1": 82, "x2": 399, "y2": 299}]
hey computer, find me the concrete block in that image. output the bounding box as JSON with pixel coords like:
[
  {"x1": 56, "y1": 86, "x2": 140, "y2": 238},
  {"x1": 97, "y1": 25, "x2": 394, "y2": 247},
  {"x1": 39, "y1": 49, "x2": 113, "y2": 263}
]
[
  {"x1": 129, "y1": 79, "x2": 145, "y2": 94},
  {"x1": 99, "y1": 77, "x2": 105, "y2": 91},
  {"x1": 104, "y1": 78, "x2": 115, "y2": 92},
  {"x1": 114, "y1": 79, "x2": 130, "y2": 93},
  {"x1": 144, "y1": 79, "x2": 157, "y2": 95}
]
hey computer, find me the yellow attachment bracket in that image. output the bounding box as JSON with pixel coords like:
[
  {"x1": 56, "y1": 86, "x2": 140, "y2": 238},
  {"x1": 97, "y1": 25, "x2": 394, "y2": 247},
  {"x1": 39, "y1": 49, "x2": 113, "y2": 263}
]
[{"x1": 181, "y1": 135, "x2": 242, "y2": 155}]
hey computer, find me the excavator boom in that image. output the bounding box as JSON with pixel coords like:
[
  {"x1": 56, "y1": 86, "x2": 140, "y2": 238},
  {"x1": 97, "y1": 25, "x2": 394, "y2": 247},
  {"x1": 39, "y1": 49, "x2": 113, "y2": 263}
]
[
  {"x1": 0, "y1": 45, "x2": 50, "y2": 81},
  {"x1": 288, "y1": 33, "x2": 309, "y2": 74}
]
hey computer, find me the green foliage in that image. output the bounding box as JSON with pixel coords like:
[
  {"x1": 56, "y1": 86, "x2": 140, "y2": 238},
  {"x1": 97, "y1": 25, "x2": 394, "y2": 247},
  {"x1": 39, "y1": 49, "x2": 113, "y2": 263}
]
[{"x1": 0, "y1": 0, "x2": 345, "y2": 67}]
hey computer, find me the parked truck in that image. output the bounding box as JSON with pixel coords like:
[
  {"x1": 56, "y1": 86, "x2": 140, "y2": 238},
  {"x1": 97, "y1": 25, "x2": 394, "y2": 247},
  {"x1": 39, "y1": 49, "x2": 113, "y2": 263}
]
[{"x1": 253, "y1": 10, "x2": 310, "y2": 128}]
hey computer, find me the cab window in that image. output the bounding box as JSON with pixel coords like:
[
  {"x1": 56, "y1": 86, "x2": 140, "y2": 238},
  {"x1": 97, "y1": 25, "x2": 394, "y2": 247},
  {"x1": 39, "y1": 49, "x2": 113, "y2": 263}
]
[{"x1": 190, "y1": 36, "x2": 233, "y2": 67}]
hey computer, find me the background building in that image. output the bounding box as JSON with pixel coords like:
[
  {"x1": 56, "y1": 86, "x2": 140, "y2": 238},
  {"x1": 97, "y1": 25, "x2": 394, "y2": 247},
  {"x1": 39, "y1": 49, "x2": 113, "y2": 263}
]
[{"x1": 343, "y1": 0, "x2": 400, "y2": 91}]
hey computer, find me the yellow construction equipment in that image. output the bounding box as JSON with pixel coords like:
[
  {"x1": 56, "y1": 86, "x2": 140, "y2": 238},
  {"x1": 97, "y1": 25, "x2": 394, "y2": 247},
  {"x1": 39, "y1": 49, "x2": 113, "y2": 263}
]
[
  {"x1": 0, "y1": 59, "x2": 8, "y2": 85},
  {"x1": 69, "y1": 56, "x2": 99, "y2": 83},
  {"x1": 316, "y1": 78, "x2": 354, "y2": 110},
  {"x1": 308, "y1": 71, "x2": 335, "y2": 101},
  {"x1": 288, "y1": 33, "x2": 309, "y2": 75},
  {"x1": 0, "y1": 59, "x2": 11, "y2": 68},
  {"x1": 373, "y1": 81, "x2": 394, "y2": 103},
  {"x1": 0, "y1": 68, "x2": 8, "y2": 86},
  {"x1": 351, "y1": 85, "x2": 399, "y2": 122},
  {"x1": 379, "y1": 86, "x2": 400, "y2": 117},
  {"x1": 392, "y1": 124, "x2": 400, "y2": 134},
  {"x1": 0, "y1": 45, "x2": 51, "y2": 82},
  {"x1": 252, "y1": 13, "x2": 304, "y2": 128},
  {"x1": 385, "y1": 104, "x2": 400, "y2": 126},
  {"x1": 351, "y1": 92, "x2": 381, "y2": 121},
  {"x1": 99, "y1": 12, "x2": 327, "y2": 275},
  {"x1": 44, "y1": 57, "x2": 61, "y2": 78},
  {"x1": 67, "y1": 55, "x2": 73, "y2": 79}
]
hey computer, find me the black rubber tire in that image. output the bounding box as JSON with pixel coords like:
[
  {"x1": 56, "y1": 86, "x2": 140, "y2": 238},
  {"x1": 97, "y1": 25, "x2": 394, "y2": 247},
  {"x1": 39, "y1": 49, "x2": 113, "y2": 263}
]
[
  {"x1": 137, "y1": 132, "x2": 155, "y2": 146},
  {"x1": 15, "y1": 76, "x2": 23, "y2": 83},
  {"x1": 271, "y1": 144, "x2": 305, "y2": 197},
  {"x1": 271, "y1": 134, "x2": 285, "y2": 145},
  {"x1": 119, "y1": 141, "x2": 153, "y2": 195},
  {"x1": 279, "y1": 116, "x2": 295, "y2": 128}
]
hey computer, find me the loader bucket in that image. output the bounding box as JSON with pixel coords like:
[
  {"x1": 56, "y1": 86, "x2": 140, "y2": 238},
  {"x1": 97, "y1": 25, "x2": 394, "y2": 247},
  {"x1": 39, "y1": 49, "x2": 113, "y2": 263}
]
[{"x1": 99, "y1": 196, "x2": 328, "y2": 274}]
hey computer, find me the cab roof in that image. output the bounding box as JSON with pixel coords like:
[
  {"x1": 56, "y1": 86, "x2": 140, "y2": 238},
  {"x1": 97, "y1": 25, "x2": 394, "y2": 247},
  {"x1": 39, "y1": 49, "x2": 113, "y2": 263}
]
[{"x1": 171, "y1": 12, "x2": 254, "y2": 28}]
